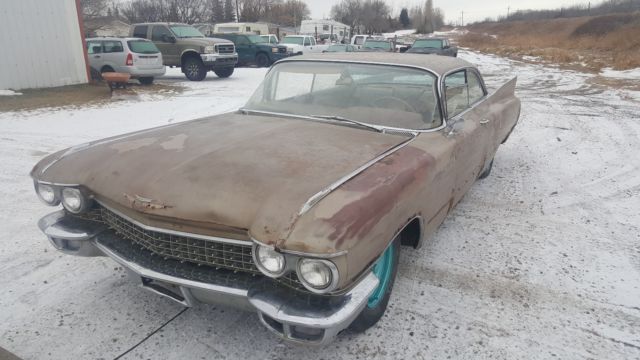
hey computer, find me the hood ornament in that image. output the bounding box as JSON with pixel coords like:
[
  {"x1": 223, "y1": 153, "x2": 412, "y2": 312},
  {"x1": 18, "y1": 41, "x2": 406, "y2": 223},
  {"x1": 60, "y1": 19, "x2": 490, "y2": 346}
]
[{"x1": 124, "y1": 193, "x2": 172, "y2": 210}]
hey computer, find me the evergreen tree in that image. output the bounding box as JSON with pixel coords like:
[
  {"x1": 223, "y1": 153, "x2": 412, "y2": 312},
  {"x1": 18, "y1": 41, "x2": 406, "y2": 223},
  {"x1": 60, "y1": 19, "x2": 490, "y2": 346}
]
[
  {"x1": 399, "y1": 8, "x2": 410, "y2": 28},
  {"x1": 223, "y1": 0, "x2": 235, "y2": 22}
]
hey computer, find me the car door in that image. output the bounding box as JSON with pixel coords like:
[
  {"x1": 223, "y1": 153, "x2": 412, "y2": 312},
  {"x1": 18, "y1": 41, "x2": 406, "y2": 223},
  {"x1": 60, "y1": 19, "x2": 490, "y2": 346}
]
[
  {"x1": 443, "y1": 68, "x2": 492, "y2": 202},
  {"x1": 86, "y1": 40, "x2": 104, "y2": 71},
  {"x1": 151, "y1": 25, "x2": 178, "y2": 64},
  {"x1": 234, "y1": 35, "x2": 252, "y2": 63},
  {"x1": 102, "y1": 40, "x2": 125, "y2": 72}
]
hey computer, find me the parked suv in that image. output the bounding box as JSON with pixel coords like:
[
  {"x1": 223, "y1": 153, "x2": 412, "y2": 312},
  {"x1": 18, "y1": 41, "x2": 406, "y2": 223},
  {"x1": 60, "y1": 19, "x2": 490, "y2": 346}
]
[
  {"x1": 86, "y1": 37, "x2": 165, "y2": 85},
  {"x1": 130, "y1": 23, "x2": 238, "y2": 81},
  {"x1": 211, "y1": 33, "x2": 288, "y2": 67}
]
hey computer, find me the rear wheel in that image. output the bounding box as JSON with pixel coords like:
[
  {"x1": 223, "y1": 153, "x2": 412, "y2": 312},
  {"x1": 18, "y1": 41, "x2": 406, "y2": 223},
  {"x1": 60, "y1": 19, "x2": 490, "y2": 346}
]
[
  {"x1": 183, "y1": 57, "x2": 207, "y2": 81},
  {"x1": 138, "y1": 77, "x2": 154, "y2": 85},
  {"x1": 214, "y1": 67, "x2": 234, "y2": 78},
  {"x1": 350, "y1": 237, "x2": 400, "y2": 332},
  {"x1": 255, "y1": 53, "x2": 270, "y2": 67},
  {"x1": 100, "y1": 66, "x2": 114, "y2": 74}
]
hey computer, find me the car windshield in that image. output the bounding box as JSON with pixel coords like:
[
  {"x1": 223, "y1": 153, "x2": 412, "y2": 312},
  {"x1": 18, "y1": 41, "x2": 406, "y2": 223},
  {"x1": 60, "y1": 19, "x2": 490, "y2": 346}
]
[
  {"x1": 363, "y1": 41, "x2": 390, "y2": 50},
  {"x1": 244, "y1": 61, "x2": 442, "y2": 130},
  {"x1": 169, "y1": 25, "x2": 204, "y2": 38},
  {"x1": 326, "y1": 45, "x2": 347, "y2": 52},
  {"x1": 127, "y1": 40, "x2": 159, "y2": 54},
  {"x1": 413, "y1": 39, "x2": 443, "y2": 48},
  {"x1": 281, "y1": 37, "x2": 303, "y2": 45},
  {"x1": 247, "y1": 35, "x2": 267, "y2": 44}
]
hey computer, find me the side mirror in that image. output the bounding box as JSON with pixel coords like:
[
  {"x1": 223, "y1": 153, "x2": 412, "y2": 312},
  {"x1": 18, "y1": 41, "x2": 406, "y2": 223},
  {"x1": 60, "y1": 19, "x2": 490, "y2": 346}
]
[{"x1": 444, "y1": 45, "x2": 450, "y2": 49}]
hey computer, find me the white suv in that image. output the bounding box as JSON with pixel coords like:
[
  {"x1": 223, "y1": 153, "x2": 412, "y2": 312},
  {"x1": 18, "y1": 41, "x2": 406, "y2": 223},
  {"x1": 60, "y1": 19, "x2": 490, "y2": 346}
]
[{"x1": 86, "y1": 37, "x2": 166, "y2": 85}]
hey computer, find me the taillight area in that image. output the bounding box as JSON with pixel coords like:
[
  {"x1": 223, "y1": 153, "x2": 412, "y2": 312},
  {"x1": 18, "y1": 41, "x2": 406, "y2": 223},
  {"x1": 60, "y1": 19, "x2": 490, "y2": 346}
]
[{"x1": 126, "y1": 53, "x2": 133, "y2": 66}]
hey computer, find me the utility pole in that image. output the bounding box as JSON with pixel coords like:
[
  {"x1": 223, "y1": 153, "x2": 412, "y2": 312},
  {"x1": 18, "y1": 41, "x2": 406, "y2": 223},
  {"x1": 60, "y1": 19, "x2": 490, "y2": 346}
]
[
  {"x1": 507, "y1": 6, "x2": 510, "y2": 18},
  {"x1": 461, "y1": 11, "x2": 464, "y2": 26},
  {"x1": 588, "y1": 2, "x2": 591, "y2": 14},
  {"x1": 235, "y1": 0, "x2": 239, "y2": 22}
]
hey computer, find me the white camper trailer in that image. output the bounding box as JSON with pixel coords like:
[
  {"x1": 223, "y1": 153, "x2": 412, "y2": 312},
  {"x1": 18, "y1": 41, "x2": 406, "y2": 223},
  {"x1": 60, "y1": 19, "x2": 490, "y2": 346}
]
[
  {"x1": 213, "y1": 22, "x2": 270, "y2": 35},
  {"x1": 299, "y1": 19, "x2": 350, "y2": 43}
]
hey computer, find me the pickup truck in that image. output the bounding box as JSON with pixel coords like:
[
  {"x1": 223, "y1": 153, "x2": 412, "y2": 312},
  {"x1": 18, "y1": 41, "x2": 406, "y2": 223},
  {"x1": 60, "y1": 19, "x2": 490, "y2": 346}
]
[
  {"x1": 280, "y1": 35, "x2": 328, "y2": 55},
  {"x1": 130, "y1": 22, "x2": 238, "y2": 81},
  {"x1": 406, "y1": 37, "x2": 458, "y2": 57},
  {"x1": 212, "y1": 33, "x2": 289, "y2": 67}
]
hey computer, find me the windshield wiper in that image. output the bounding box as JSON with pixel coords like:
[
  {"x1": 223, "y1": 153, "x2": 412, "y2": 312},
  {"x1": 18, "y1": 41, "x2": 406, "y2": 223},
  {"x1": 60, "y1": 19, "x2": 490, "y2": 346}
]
[{"x1": 309, "y1": 115, "x2": 384, "y2": 133}]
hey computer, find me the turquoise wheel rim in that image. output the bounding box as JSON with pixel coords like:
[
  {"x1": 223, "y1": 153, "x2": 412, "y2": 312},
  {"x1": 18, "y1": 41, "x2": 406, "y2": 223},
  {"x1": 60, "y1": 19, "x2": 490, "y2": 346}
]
[{"x1": 367, "y1": 244, "x2": 395, "y2": 308}]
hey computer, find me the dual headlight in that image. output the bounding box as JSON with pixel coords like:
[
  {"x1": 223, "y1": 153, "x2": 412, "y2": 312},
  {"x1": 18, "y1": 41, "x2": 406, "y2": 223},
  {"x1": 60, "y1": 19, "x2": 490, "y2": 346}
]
[
  {"x1": 253, "y1": 243, "x2": 339, "y2": 294},
  {"x1": 34, "y1": 182, "x2": 92, "y2": 214}
]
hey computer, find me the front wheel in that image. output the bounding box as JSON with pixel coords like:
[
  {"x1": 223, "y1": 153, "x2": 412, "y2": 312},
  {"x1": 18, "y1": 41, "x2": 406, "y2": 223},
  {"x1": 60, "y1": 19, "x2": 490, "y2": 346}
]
[
  {"x1": 214, "y1": 67, "x2": 234, "y2": 78},
  {"x1": 350, "y1": 236, "x2": 400, "y2": 332},
  {"x1": 138, "y1": 77, "x2": 154, "y2": 85},
  {"x1": 255, "y1": 53, "x2": 270, "y2": 67},
  {"x1": 183, "y1": 57, "x2": 207, "y2": 81}
]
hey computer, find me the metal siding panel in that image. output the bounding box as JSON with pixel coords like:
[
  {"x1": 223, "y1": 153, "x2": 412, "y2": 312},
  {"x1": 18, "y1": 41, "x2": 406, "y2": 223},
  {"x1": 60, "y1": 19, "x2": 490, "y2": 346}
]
[{"x1": 0, "y1": 0, "x2": 87, "y2": 90}]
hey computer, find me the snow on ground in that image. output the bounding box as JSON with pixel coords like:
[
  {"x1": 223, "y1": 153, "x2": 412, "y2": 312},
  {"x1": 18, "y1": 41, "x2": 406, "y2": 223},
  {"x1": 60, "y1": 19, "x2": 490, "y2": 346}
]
[
  {"x1": 1, "y1": 54, "x2": 640, "y2": 360},
  {"x1": 599, "y1": 67, "x2": 640, "y2": 80},
  {"x1": 383, "y1": 29, "x2": 416, "y2": 37},
  {"x1": 0, "y1": 89, "x2": 22, "y2": 96}
]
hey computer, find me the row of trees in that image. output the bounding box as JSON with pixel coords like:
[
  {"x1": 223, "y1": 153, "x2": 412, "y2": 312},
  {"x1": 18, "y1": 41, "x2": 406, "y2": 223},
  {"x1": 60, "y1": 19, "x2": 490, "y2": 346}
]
[
  {"x1": 81, "y1": 0, "x2": 310, "y2": 27},
  {"x1": 330, "y1": 0, "x2": 445, "y2": 35}
]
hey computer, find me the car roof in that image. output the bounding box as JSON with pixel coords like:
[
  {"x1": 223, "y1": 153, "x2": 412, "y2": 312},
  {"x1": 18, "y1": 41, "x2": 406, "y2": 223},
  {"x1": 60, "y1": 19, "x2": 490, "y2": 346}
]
[
  {"x1": 86, "y1": 37, "x2": 151, "y2": 41},
  {"x1": 132, "y1": 22, "x2": 189, "y2": 26},
  {"x1": 281, "y1": 52, "x2": 474, "y2": 76}
]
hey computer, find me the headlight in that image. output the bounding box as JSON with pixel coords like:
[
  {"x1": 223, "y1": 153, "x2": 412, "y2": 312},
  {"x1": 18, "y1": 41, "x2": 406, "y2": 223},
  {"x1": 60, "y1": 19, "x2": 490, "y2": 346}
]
[
  {"x1": 253, "y1": 244, "x2": 286, "y2": 277},
  {"x1": 204, "y1": 45, "x2": 215, "y2": 54},
  {"x1": 271, "y1": 47, "x2": 278, "y2": 53},
  {"x1": 287, "y1": 47, "x2": 294, "y2": 53},
  {"x1": 297, "y1": 259, "x2": 339, "y2": 293},
  {"x1": 36, "y1": 183, "x2": 59, "y2": 206},
  {"x1": 61, "y1": 188, "x2": 91, "y2": 214}
]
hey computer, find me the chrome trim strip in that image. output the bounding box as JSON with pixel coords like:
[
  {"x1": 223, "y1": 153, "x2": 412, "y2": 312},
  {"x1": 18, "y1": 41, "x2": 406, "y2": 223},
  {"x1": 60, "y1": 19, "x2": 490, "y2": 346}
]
[
  {"x1": 297, "y1": 135, "x2": 416, "y2": 216},
  {"x1": 95, "y1": 199, "x2": 251, "y2": 246},
  {"x1": 250, "y1": 237, "x2": 348, "y2": 258}
]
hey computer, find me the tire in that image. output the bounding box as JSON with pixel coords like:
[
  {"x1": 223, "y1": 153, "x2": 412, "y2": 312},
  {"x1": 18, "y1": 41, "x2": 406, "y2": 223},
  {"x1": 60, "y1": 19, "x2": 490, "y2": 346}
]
[
  {"x1": 350, "y1": 236, "x2": 401, "y2": 333},
  {"x1": 183, "y1": 57, "x2": 207, "y2": 81},
  {"x1": 138, "y1": 77, "x2": 154, "y2": 85},
  {"x1": 214, "y1": 67, "x2": 234, "y2": 78},
  {"x1": 100, "y1": 66, "x2": 114, "y2": 74},
  {"x1": 478, "y1": 159, "x2": 494, "y2": 179},
  {"x1": 255, "y1": 53, "x2": 270, "y2": 67}
]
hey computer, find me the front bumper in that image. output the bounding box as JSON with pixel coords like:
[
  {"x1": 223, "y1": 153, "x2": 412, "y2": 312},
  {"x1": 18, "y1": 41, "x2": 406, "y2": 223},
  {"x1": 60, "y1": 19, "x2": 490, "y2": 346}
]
[
  {"x1": 38, "y1": 210, "x2": 378, "y2": 345},
  {"x1": 200, "y1": 53, "x2": 238, "y2": 68}
]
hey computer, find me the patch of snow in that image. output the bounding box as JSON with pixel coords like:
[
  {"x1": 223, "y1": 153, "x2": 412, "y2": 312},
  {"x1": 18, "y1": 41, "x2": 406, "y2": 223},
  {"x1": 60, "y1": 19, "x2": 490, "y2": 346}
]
[
  {"x1": 599, "y1": 67, "x2": 640, "y2": 80},
  {"x1": 0, "y1": 89, "x2": 22, "y2": 96},
  {"x1": 382, "y1": 29, "x2": 416, "y2": 37}
]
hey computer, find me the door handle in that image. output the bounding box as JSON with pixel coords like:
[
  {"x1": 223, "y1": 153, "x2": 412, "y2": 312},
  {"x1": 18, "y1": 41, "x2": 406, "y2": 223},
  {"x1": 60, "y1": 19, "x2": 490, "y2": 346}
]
[
  {"x1": 94, "y1": 55, "x2": 101, "y2": 58},
  {"x1": 480, "y1": 118, "x2": 491, "y2": 125}
]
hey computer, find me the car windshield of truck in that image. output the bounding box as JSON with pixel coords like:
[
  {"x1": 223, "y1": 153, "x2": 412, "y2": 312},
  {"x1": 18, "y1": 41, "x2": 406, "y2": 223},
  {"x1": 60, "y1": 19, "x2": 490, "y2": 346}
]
[
  {"x1": 413, "y1": 39, "x2": 443, "y2": 48},
  {"x1": 127, "y1": 40, "x2": 160, "y2": 54},
  {"x1": 281, "y1": 37, "x2": 303, "y2": 45},
  {"x1": 169, "y1": 25, "x2": 204, "y2": 38},
  {"x1": 243, "y1": 61, "x2": 442, "y2": 130},
  {"x1": 363, "y1": 41, "x2": 390, "y2": 50},
  {"x1": 247, "y1": 35, "x2": 267, "y2": 44}
]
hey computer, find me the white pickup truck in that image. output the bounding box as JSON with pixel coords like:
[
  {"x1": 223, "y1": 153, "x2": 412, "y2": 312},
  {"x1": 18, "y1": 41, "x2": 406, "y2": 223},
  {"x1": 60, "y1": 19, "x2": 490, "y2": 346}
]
[{"x1": 280, "y1": 35, "x2": 329, "y2": 55}]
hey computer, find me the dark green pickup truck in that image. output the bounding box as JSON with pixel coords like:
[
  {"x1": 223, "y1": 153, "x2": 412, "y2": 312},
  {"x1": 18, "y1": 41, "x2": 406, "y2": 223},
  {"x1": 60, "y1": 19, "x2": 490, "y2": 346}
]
[{"x1": 211, "y1": 34, "x2": 290, "y2": 67}]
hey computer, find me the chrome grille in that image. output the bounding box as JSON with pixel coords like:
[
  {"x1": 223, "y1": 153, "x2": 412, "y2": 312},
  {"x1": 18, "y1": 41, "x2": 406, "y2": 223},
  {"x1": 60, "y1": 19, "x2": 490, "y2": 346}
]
[
  {"x1": 77, "y1": 205, "x2": 304, "y2": 290},
  {"x1": 216, "y1": 44, "x2": 235, "y2": 54}
]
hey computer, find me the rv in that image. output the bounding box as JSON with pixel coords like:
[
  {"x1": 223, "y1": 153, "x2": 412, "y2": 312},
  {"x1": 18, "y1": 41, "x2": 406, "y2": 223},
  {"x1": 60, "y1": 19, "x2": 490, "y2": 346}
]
[
  {"x1": 213, "y1": 22, "x2": 270, "y2": 35},
  {"x1": 299, "y1": 19, "x2": 350, "y2": 43}
]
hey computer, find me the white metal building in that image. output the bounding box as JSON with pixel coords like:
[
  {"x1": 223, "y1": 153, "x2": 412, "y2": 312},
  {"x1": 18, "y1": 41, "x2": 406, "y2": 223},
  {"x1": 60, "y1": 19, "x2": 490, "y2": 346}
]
[{"x1": 0, "y1": 0, "x2": 89, "y2": 90}]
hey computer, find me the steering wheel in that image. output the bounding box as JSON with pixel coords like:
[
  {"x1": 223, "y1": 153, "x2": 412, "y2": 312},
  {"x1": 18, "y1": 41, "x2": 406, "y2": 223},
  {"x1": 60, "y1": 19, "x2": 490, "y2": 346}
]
[{"x1": 370, "y1": 96, "x2": 417, "y2": 113}]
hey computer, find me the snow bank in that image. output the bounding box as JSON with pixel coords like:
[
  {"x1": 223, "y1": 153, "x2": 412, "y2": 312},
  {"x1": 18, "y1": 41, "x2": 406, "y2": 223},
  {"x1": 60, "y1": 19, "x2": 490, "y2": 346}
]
[
  {"x1": 0, "y1": 89, "x2": 22, "y2": 96},
  {"x1": 599, "y1": 67, "x2": 640, "y2": 79}
]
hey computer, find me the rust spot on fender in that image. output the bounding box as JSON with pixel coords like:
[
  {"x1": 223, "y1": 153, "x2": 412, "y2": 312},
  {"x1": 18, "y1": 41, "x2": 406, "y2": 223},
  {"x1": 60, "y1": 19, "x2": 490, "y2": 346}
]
[{"x1": 324, "y1": 146, "x2": 435, "y2": 247}]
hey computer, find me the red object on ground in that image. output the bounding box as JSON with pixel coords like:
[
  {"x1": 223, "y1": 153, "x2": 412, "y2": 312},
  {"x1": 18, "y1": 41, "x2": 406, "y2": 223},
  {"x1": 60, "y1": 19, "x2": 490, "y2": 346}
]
[{"x1": 101, "y1": 72, "x2": 131, "y2": 92}]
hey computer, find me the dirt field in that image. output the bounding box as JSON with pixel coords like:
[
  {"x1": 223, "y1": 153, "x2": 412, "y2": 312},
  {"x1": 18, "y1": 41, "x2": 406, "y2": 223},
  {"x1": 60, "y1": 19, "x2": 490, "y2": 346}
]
[
  {"x1": 458, "y1": 13, "x2": 640, "y2": 72},
  {"x1": 0, "y1": 52, "x2": 639, "y2": 359}
]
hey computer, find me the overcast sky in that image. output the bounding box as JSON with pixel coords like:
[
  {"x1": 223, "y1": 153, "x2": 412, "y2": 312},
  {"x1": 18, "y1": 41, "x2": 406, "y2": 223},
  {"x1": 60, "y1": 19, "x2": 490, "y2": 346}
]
[{"x1": 306, "y1": 0, "x2": 593, "y2": 24}]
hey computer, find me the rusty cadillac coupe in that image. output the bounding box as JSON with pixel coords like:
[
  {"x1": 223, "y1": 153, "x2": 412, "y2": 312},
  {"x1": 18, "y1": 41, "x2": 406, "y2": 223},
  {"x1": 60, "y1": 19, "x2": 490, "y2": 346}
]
[{"x1": 31, "y1": 53, "x2": 520, "y2": 345}]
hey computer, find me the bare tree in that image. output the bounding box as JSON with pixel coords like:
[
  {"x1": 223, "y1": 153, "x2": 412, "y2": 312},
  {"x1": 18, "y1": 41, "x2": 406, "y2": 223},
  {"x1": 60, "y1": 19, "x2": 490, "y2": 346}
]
[{"x1": 80, "y1": 0, "x2": 109, "y2": 19}]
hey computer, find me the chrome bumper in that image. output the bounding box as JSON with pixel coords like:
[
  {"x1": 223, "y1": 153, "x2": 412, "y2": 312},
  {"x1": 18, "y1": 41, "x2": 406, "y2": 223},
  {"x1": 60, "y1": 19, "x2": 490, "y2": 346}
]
[{"x1": 37, "y1": 210, "x2": 378, "y2": 345}]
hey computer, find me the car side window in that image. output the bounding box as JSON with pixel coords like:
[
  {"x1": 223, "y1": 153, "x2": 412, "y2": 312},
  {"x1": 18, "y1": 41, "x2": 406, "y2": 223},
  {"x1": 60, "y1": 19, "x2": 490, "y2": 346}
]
[
  {"x1": 444, "y1": 70, "x2": 469, "y2": 118},
  {"x1": 152, "y1": 26, "x2": 172, "y2": 42},
  {"x1": 103, "y1": 41, "x2": 124, "y2": 53},
  {"x1": 311, "y1": 37, "x2": 316, "y2": 45},
  {"x1": 303, "y1": 38, "x2": 311, "y2": 46},
  {"x1": 236, "y1": 36, "x2": 250, "y2": 45},
  {"x1": 133, "y1": 25, "x2": 148, "y2": 39},
  {"x1": 467, "y1": 71, "x2": 486, "y2": 104},
  {"x1": 87, "y1": 41, "x2": 102, "y2": 54}
]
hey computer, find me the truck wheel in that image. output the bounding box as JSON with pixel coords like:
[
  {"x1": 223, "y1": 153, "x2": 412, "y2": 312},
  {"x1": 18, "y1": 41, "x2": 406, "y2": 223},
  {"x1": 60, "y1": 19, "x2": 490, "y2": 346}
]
[
  {"x1": 138, "y1": 77, "x2": 154, "y2": 85},
  {"x1": 214, "y1": 67, "x2": 234, "y2": 78},
  {"x1": 183, "y1": 57, "x2": 207, "y2": 81},
  {"x1": 350, "y1": 236, "x2": 400, "y2": 333},
  {"x1": 255, "y1": 53, "x2": 270, "y2": 67}
]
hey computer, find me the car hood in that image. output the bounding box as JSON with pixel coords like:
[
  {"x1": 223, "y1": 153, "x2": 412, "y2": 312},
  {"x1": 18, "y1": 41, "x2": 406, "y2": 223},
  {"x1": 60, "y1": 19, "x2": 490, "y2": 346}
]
[
  {"x1": 33, "y1": 113, "x2": 409, "y2": 246},
  {"x1": 184, "y1": 37, "x2": 231, "y2": 46}
]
